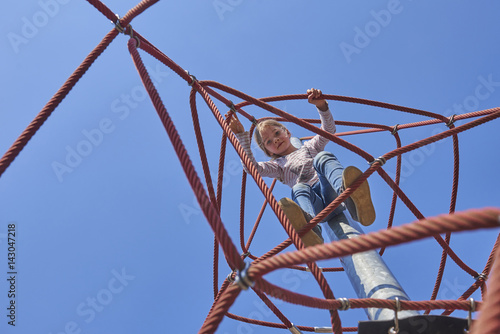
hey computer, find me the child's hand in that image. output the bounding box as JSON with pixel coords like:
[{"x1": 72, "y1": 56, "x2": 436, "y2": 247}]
[
  {"x1": 226, "y1": 112, "x2": 245, "y2": 134},
  {"x1": 307, "y1": 88, "x2": 328, "y2": 111}
]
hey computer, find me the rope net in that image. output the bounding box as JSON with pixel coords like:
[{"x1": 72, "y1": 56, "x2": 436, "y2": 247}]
[{"x1": 1, "y1": 1, "x2": 499, "y2": 333}]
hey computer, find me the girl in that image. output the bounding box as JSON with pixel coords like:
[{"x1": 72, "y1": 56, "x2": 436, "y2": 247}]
[{"x1": 228, "y1": 88, "x2": 375, "y2": 245}]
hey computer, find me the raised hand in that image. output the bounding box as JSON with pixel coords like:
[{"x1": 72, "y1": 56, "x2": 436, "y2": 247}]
[
  {"x1": 307, "y1": 88, "x2": 328, "y2": 111},
  {"x1": 226, "y1": 112, "x2": 245, "y2": 134}
]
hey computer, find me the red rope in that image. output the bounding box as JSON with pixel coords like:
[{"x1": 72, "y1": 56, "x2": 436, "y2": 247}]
[
  {"x1": 189, "y1": 88, "x2": 220, "y2": 213},
  {"x1": 0, "y1": 29, "x2": 118, "y2": 179},
  {"x1": 199, "y1": 284, "x2": 242, "y2": 334},
  {"x1": 85, "y1": 0, "x2": 158, "y2": 28},
  {"x1": 127, "y1": 38, "x2": 244, "y2": 273},
  {"x1": 255, "y1": 278, "x2": 484, "y2": 312},
  {"x1": 376, "y1": 167, "x2": 480, "y2": 277},
  {"x1": 225, "y1": 311, "x2": 359, "y2": 332},
  {"x1": 303, "y1": 107, "x2": 498, "y2": 138},
  {"x1": 253, "y1": 288, "x2": 294, "y2": 329},
  {"x1": 250, "y1": 208, "x2": 500, "y2": 277},
  {"x1": 470, "y1": 242, "x2": 500, "y2": 334},
  {"x1": 201, "y1": 82, "x2": 376, "y2": 162},
  {"x1": 85, "y1": 0, "x2": 118, "y2": 22},
  {"x1": 379, "y1": 129, "x2": 402, "y2": 256},
  {"x1": 243, "y1": 180, "x2": 277, "y2": 255},
  {"x1": 427, "y1": 123, "x2": 461, "y2": 309},
  {"x1": 230, "y1": 91, "x2": 448, "y2": 122},
  {"x1": 383, "y1": 108, "x2": 500, "y2": 163},
  {"x1": 212, "y1": 236, "x2": 219, "y2": 299}
]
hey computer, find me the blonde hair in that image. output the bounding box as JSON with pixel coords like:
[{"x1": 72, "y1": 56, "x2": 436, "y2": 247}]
[{"x1": 254, "y1": 119, "x2": 289, "y2": 158}]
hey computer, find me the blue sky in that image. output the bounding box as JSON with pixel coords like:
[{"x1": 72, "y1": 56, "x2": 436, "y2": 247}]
[{"x1": 1, "y1": 1, "x2": 499, "y2": 333}]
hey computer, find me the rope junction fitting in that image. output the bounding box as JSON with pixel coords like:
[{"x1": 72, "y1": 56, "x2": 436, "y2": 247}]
[
  {"x1": 338, "y1": 298, "x2": 350, "y2": 311},
  {"x1": 226, "y1": 270, "x2": 236, "y2": 283},
  {"x1": 186, "y1": 70, "x2": 198, "y2": 86},
  {"x1": 446, "y1": 114, "x2": 457, "y2": 127},
  {"x1": 474, "y1": 273, "x2": 488, "y2": 281},
  {"x1": 112, "y1": 14, "x2": 140, "y2": 47},
  {"x1": 306, "y1": 266, "x2": 324, "y2": 272},
  {"x1": 112, "y1": 14, "x2": 125, "y2": 33},
  {"x1": 127, "y1": 25, "x2": 140, "y2": 47},
  {"x1": 369, "y1": 156, "x2": 387, "y2": 166},
  {"x1": 234, "y1": 262, "x2": 254, "y2": 290},
  {"x1": 288, "y1": 324, "x2": 303, "y2": 334},
  {"x1": 227, "y1": 101, "x2": 238, "y2": 114},
  {"x1": 391, "y1": 124, "x2": 399, "y2": 135}
]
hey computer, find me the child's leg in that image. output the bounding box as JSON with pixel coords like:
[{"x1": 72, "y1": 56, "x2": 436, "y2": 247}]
[
  {"x1": 278, "y1": 198, "x2": 323, "y2": 247},
  {"x1": 313, "y1": 151, "x2": 375, "y2": 226},
  {"x1": 313, "y1": 151, "x2": 344, "y2": 192},
  {"x1": 291, "y1": 183, "x2": 323, "y2": 218},
  {"x1": 289, "y1": 183, "x2": 324, "y2": 244},
  {"x1": 341, "y1": 166, "x2": 376, "y2": 225},
  {"x1": 313, "y1": 151, "x2": 345, "y2": 217}
]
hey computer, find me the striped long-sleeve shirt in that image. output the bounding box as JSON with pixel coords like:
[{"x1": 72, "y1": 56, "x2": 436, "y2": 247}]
[{"x1": 235, "y1": 108, "x2": 336, "y2": 188}]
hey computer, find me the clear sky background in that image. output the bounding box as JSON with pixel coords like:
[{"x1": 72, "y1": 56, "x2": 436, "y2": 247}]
[{"x1": 1, "y1": 1, "x2": 500, "y2": 333}]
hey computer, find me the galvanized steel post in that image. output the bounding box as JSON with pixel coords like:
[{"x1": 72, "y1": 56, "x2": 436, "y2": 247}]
[{"x1": 325, "y1": 212, "x2": 419, "y2": 321}]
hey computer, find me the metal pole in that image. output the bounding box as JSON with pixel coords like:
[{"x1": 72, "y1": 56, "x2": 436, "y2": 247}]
[{"x1": 324, "y1": 212, "x2": 419, "y2": 321}]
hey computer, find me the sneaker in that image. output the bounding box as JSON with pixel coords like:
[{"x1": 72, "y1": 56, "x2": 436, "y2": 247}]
[
  {"x1": 278, "y1": 198, "x2": 324, "y2": 248},
  {"x1": 341, "y1": 166, "x2": 376, "y2": 226}
]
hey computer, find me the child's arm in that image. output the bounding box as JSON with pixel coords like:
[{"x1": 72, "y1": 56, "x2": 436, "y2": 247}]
[
  {"x1": 305, "y1": 88, "x2": 336, "y2": 150},
  {"x1": 226, "y1": 113, "x2": 283, "y2": 179},
  {"x1": 228, "y1": 112, "x2": 245, "y2": 134},
  {"x1": 307, "y1": 88, "x2": 328, "y2": 112}
]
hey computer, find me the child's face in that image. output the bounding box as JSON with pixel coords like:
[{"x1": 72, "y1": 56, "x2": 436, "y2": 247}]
[{"x1": 260, "y1": 125, "x2": 297, "y2": 157}]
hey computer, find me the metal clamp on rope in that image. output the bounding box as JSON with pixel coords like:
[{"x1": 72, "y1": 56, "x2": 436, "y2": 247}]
[
  {"x1": 474, "y1": 273, "x2": 488, "y2": 281},
  {"x1": 242, "y1": 252, "x2": 251, "y2": 259},
  {"x1": 388, "y1": 297, "x2": 400, "y2": 334},
  {"x1": 391, "y1": 124, "x2": 399, "y2": 135},
  {"x1": 126, "y1": 25, "x2": 140, "y2": 48},
  {"x1": 113, "y1": 14, "x2": 125, "y2": 33},
  {"x1": 369, "y1": 156, "x2": 387, "y2": 167},
  {"x1": 227, "y1": 101, "x2": 238, "y2": 114},
  {"x1": 226, "y1": 269, "x2": 236, "y2": 283},
  {"x1": 288, "y1": 324, "x2": 303, "y2": 334},
  {"x1": 465, "y1": 298, "x2": 476, "y2": 333},
  {"x1": 112, "y1": 14, "x2": 140, "y2": 47},
  {"x1": 305, "y1": 266, "x2": 323, "y2": 272},
  {"x1": 337, "y1": 298, "x2": 350, "y2": 311},
  {"x1": 234, "y1": 262, "x2": 254, "y2": 290},
  {"x1": 185, "y1": 70, "x2": 198, "y2": 86},
  {"x1": 446, "y1": 114, "x2": 456, "y2": 128},
  {"x1": 251, "y1": 116, "x2": 259, "y2": 126}
]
